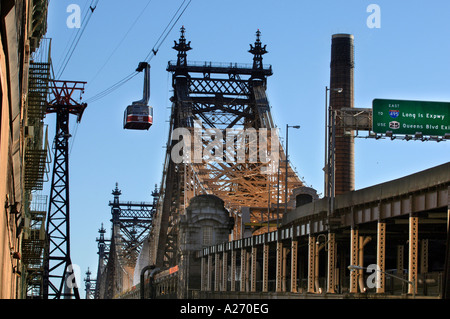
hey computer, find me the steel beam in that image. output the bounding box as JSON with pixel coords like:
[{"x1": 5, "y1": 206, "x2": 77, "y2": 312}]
[
  {"x1": 230, "y1": 248, "x2": 236, "y2": 292},
  {"x1": 420, "y1": 239, "x2": 428, "y2": 274},
  {"x1": 327, "y1": 232, "x2": 336, "y2": 293},
  {"x1": 408, "y1": 215, "x2": 419, "y2": 295},
  {"x1": 307, "y1": 235, "x2": 316, "y2": 293},
  {"x1": 207, "y1": 254, "x2": 212, "y2": 291},
  {"x1": 201, "y1": 255, "x2": 206, "y2": 291},
  {"x1": 245, "y1": 249, "x2": 251, "y2": 292},
  {"x1": 291, "y1": 239, "x2": 298, "y2": 293},
  {"x1": 251, "y1": 246, "x2": 257, "y2": 292},
  {"x1": 222, "y1": 251, "x2": 228, "y2": 292},
  {"x1": 276, "y1": 241, "x2": 283, "y2": 292},
  {"x1": 240, "y1": 248, "x2": 246, "y2": 292},
  {"x1": 262, "y1": 244, "x2": 269, "y2": 292},
  {"x1": 397, "y1": 245, "x2": 404, "y2": 278},
  {"x1": 376, "y1": 221, "x2": 386, "y2": 294},
  {"x1": 215, "y1": 252, "x2": 220, "y2": 292},
  {"x1": 349, "y1": 228, "x2": 359, "y2": 293}
]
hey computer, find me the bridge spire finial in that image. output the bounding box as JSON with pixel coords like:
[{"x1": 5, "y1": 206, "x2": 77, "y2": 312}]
[
  {"x1": 249, "y1": 29, "x2": 268, "y2": 81},
  {"x1": 112, "y1": 182, "x2": 121, "y2": 196},
  {"x1": 256, "y1": 29, "x2": 261, "y2": 42},
  {"x1": 173, "y1": 26, "x2": 192, "y2": 68}
]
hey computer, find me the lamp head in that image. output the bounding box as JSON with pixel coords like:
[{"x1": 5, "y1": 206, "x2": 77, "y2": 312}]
[{"x1": 348, "y1": 265, "x2": 363, "y2": 271}]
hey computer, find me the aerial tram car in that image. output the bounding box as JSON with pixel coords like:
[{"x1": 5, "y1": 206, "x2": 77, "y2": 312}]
[{"x1": 123, "y1": 62, "x2": 153, "y2": 130}]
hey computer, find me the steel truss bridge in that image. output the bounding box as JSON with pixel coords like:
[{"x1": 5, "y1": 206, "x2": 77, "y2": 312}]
[
  {"x1": 94, "y1": 184, "x2": 158, "y2": 299},
  {"x1": 93, "y1": 28, "x2": 303, "y2": 299},
  {"x1": 150, "y1": 28, "x2": 303, "y2": 270}
]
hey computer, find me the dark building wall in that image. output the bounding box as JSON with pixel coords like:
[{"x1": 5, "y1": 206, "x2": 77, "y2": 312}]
[{"x1": 330, "y1": 34, "x2": 355, "y2": 195}]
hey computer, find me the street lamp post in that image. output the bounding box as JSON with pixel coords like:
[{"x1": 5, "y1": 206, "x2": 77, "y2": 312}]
[
  {"x1": 284, "y1": 124, "x2": 300, "y2": 219},
  {"x1": 347, "y1": 265, "x2": 416, "y2": 299}
]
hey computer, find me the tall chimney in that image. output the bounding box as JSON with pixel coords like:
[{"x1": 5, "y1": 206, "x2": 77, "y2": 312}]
[{"x1": 330, "y1": 34, "x2": 355, "y2": 195}]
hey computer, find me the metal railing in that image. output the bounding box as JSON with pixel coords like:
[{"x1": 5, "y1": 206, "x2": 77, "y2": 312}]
[{"x1": 167, "y1": 60, "x2": 273, "y2": 74}]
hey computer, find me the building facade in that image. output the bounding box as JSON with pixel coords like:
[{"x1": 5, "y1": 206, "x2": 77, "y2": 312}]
[{"x1": 0, "y1": 0, "x2": 49, "y2": 299}]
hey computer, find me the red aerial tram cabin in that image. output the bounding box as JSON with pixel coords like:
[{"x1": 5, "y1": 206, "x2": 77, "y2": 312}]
[{"x1": 123, "y1": 62, "x2": 153, "y2": 130}]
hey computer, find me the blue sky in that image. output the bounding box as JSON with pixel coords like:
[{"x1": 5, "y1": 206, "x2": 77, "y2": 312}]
[{"x1": 43, "y1": 0, "x2": 449, "y2": 292}]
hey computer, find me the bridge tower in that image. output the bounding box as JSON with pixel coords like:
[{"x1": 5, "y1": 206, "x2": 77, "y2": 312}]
[
  {"x1": 84, "y1": 268, "x2": 96, "y2": 299},
  {"x1": 93, "y1": 223, "x2": 109, "y2": 299},
  {"x1": 100, "y1": 183, "x2": 156, "y2": 298},
  {"x1": 148, "y1": 28, "x2": 303, "y2": 272}
]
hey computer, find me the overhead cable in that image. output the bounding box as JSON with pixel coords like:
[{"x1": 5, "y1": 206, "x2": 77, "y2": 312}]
[
  {"x1": 87, "y1": 0, "x2": 154, "y2": 89},
  {"x1": 55, "y1": 0, "x2": 100, "y2": 80},
  {"x1": 84, "y1": 0, "x2": 192, "y2": 104},
  {"x1": 144, "y1": 0, "x2": 192, "y2": 62}
]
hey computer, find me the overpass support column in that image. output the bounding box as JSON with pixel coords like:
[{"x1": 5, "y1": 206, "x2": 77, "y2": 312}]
[
  {"x1": 349, "y1": 228, "x2": 359, "y2": 293},
  {"x1": 282, "y1": 246, "x2": 288, "y2": 292},
  {"x1": 215, "y1": 252, "x2": 220, "y2": 291},
  {"x1": 207, "y1": 254, "x2": 212, "y2": 291},
  {"x1": 245, "y1": 249, "x2": 251, "y2": 291},
  {"x1": 315, "y1": 239, "x2": 325, "y2": 293},
  {"x1": 222, "y1": 251, "x2": 228, "y2": 292},
  {"x1": 251, "y1": 246, "x2": 257, "y2": 292},
  {"x1": 201, "y1": 255, "x2": 207, "y2": 291},
  {"x1": 408, "y1": 214, "x2": 419, "y2": 295},
  {"x1": 230, "y1": 248, "x2": 236, "y2": 292},
  {"x1": 307, "y1": 235, "x2": 316, "y2": 293},
  {"x1": 276, "y1": 241, "x2": 283, "y2": 292},
  {"x1": 240, "y1": 248, "x2": 246, "y2": 292},
  {"x1": 263, "y1": 244, "x2": 269, "y2": 292},
  {"x1": 420, "y1": 239, "x2": 428, "y2": 274},
  {"x1": 376, "y1": 221, "x2": 386, "y2": 294},
  {"x1": 291, "y1": 238, "x2": 298, "y2": 293},
  {"x1": 327, "y1": 232, "x2": 336, "y2": 293},
  {"x1": 397, "y1": 245, "x2": 404, "y2": 279}
]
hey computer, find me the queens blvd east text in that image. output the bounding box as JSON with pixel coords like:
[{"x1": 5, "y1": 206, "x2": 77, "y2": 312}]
[{"x1": 180, "y1": 303, "x2": 269, "y2": 316}]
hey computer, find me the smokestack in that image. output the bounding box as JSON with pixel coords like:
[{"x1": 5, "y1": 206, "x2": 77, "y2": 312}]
[{"x1": 330, "y1": 34, "x2": 355, "y2": 195}]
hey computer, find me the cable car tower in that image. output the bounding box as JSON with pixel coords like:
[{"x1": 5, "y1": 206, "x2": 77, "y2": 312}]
[
  {"x1": 43, "y1": 80, "x2": 87, "y2": 299},
  {"x1": 123, "y1": 62, "x2": 153, "y2": 130}
]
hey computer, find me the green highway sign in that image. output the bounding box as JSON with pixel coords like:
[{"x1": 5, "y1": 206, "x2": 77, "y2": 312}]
[{"x1": 372, "y1": 99, "x2": 450, "y2": 136}]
